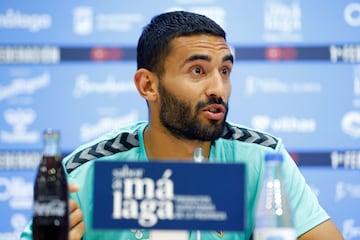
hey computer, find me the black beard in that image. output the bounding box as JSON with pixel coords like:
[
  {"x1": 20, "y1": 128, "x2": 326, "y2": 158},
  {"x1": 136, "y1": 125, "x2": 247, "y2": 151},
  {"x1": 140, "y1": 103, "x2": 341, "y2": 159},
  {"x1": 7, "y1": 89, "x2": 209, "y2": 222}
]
[{"x1": 158, "y1": 81, "x2": 228, "y2": 141}]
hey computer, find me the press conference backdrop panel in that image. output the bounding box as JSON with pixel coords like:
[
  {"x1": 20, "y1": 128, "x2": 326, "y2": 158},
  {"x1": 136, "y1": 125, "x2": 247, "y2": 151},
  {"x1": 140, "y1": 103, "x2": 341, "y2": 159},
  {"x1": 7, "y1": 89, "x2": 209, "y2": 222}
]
[{"x1": 0, "y1": 0, "x2": 359, "y2": 239}]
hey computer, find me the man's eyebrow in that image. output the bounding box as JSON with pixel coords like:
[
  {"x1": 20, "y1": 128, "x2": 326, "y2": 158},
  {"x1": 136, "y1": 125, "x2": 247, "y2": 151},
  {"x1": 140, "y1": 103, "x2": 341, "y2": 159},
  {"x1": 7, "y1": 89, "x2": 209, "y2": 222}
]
[
  {"x1": 181, "y1": 53, "x2": 234, "y2": 67},
  {"x1": 182, "y1": 54, "x2": 211, "y2": 67},
  {"x1": 223, "y1": 54, "x2": 234, "y2": 64}
]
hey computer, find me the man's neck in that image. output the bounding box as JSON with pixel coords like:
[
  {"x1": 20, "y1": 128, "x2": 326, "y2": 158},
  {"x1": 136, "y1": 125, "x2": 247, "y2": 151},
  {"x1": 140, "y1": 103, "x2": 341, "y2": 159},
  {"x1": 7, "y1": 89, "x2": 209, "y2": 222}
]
[{"x1": 143, "y1": 124, "x2": 211, "y2": 161}]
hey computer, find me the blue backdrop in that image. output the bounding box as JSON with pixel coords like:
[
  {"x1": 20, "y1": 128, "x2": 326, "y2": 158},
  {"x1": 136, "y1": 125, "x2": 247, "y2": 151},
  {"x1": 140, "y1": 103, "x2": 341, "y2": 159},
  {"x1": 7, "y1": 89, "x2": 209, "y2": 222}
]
[{"x1": 0, "y1": 0, "x2": 359, "y2": 239}]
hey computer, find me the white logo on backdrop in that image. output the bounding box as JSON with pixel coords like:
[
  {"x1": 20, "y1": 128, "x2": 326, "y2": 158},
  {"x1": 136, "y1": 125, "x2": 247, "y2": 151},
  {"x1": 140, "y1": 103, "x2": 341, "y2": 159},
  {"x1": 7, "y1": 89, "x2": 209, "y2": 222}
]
[
  {"x1": 341, "y1": 111, "x2": 360, "y2": 138},
  {"x1": 0, "y1": 46, "x2": 60, "y2": 64},
  {"x1": 335, "y1": 181, "x2": 360, "y2": 202},
  {"x1": 0, "y1": 152, "x2": 41, "y2": 169},
  {"x1": 0, "y1": 212, "x2": 29, "y2": 240},
  {"x1": 343, "y1": 219, "x2": 360, "y2": 240},
  {"x1": 331, "y1": 151, "x2": 360, "y2": 169},
  {"x1": 251, "y1": 115, "x2": 316, "y2": 133},
  {"x1": 80, "y1": 110, "x2": 139, "y2": 142},
  {"x1": 0, "y1": 72, "x2": 50, "y2": 101},
  {"x1": 96, "y1": 13, "x2": 143, "y2": 32},
  {"x1": 73, "y1": 6, "x2": 93, "y2": 35},
  {"x1": 11, "y1": 213, "x2": 28, "y2": 232},
  {"x1": 263, "y1": 0, "x2": 303, "y2": 42},
  {"x1": 244, "y1": 75, "x2": 322, "y2": 96},
  {"x1": 72, "y1": 74, "x2": 136, "y2": 98},
  {"x1": 329, "y1": 45, "x2": 360, "y2": 63},
  {"x1": 344, "y1": 3, "x2": 360, "y2": 27},
  {"x1": 0, "y1": 108, "x2": 39, "y2": 143},
  {"x1": 72, "y1": 6, "x2": 143, "y2": 35},
  {"x1": 0, "y1": 177, "x2": 33, "y2": 209},
  {"x1": 0, "y1": 9, "x2": 51, "y2": 32}
]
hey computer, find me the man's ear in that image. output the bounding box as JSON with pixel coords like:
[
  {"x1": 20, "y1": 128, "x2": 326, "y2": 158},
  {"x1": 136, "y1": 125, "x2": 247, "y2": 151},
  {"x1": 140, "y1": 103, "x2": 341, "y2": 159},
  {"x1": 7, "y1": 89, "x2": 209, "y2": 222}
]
[{"x1": 134, "y1": 68, "x2": 158, "y2": 102}]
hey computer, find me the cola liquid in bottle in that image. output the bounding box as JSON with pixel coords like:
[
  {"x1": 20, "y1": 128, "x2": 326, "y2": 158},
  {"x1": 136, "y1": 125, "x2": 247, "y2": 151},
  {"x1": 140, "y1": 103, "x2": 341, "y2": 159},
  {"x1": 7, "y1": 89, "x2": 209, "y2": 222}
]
[{"x1": 32, "y1": 130, "x2": 69, "y2": 240}]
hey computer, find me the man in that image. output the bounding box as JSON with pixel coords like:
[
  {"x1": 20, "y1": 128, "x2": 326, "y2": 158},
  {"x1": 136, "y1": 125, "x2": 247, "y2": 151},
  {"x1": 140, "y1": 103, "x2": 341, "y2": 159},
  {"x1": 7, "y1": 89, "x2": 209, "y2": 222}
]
[{"x1": 21, "y1": 10, "x2": 344, "y2": 240}]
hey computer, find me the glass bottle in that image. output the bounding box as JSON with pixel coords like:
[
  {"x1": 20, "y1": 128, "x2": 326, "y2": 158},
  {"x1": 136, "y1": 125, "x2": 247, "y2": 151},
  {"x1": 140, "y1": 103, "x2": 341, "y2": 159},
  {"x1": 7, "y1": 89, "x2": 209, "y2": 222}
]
[{"x1": 32, "y1": 129, "x2": 69, "y2": 240}]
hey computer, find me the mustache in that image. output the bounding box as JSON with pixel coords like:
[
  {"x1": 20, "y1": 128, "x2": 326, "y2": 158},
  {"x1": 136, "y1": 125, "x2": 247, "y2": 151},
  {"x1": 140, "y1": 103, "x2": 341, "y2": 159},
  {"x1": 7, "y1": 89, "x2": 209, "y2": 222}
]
[{"x1": 196, "y1": 97, "x2": 228, "y2": 111}]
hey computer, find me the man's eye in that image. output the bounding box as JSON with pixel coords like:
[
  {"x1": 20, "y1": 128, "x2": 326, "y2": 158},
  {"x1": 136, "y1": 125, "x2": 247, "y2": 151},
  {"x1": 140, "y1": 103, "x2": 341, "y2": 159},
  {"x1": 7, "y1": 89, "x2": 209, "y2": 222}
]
[
  {"x1": 221, "y1": 68, "x2": 231, "y2": 76},
  {"x1": 191, "y1": 67, "x2": 203, "y2": 75}
]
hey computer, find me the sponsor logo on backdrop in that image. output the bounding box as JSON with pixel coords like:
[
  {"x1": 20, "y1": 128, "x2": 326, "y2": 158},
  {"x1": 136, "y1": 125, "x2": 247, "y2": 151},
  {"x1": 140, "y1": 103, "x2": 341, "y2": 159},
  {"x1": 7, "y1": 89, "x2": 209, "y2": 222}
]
[
  {"x1": 331, "y1": 151, "x2": 360, "y2": 169},
  {"x1": 251, "y1": 115, "x2": 316, "y2": 133},
  {"x1": 72, "y1": 6, "x2": 144, "y2": 35},
  {"x1": 330, "y1": 45, "x2": 360, "y2": 63},
  {"x1": 96, "y1": 13, "x2": 143, "y2": 32},
  {"x1": 0, "y1": 47, "x2": 60, "y2": 64},
  {"x1": 0, "y1": 152, "x2": 41, "y2": 169},
  {"x1": 343, "y1": 219, "x2": 360, "y2": 240},
  {"x1": 341, "y1": 111, "x2": 360, "y2": 138},
  {"x1": 90, "y1": 47, "x2": 123, "y2": 61},
  {"x1": 0, "y1": 176, "x2": 33, "y2": 209},
  {"x1": 344, "y1": 3, "x2": 360, "y2": 27},
  {"x1": 0, "y1": 176, "x2": 32, "y2": 239},
  {"x1": 335, "y1": 181, "x2": 360, "y2": 202},
  {"x1": 0, "y1": 213, "x2": 28, "y2": 240},
  {"x1": 342, "y1": 67, "x2": 360, "y2": 139},
  {"x1": 72, "y1": 74, "x2": 136, "y2": 98},
  {"x1": 0, "y1": 73, "x2": 48, "y2": 145},
  {"x1": 80, "y1": 110, "x2": 138, "y2": 142},
  {"x1": 1, "y1": 108, "x2": 39, "y2": 144},
  {"x1": 73, "y1": 6, "x2": 93, "y2": 35},
  {"x1": 11, "y1": 214, "x2": 28, "y2": 230},
  {"x1": 244, "y1": 75, "x2": 322, "y2": 96},
  {"x1": 0, "y1": 9, "x2": 51, "y2": 32},
  {"x1": 263, "y1": 0, "x2": 303, "y2": 42},
  {"x1": 11, "y1": 213, "x2": 28, "y2": 231},
  {"x1": 265, "y1": 46, "x2": 297, "y2": 61},
  {"x1": 0, "y1": 72, "x2": 50, "y2": 101}
]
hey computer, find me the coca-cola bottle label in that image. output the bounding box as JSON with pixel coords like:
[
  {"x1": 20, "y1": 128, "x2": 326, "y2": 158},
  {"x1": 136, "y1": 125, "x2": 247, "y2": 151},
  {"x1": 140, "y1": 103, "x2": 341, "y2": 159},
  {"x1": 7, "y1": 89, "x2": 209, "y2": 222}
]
[{"x1": 33, "y1": 199, "x2": 67, "y2": 217}]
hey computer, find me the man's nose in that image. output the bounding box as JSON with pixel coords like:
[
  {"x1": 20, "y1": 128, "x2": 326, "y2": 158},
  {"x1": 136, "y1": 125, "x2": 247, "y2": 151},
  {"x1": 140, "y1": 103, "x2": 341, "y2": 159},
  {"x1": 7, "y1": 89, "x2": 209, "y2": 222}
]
[{"x1": 205, "y1": 71, "x2": 227, "y2": 98}]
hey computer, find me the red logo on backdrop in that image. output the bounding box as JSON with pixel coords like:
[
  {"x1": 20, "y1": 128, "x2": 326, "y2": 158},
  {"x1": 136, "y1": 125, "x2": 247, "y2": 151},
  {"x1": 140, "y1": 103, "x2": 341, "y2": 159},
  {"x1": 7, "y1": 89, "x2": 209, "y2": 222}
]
[
  {"x1": 265, "y1": 46, "x2": 297, "y2": 61},
  {"x1": 90, "y1": 47, "x2": 123, "y2": 61}
]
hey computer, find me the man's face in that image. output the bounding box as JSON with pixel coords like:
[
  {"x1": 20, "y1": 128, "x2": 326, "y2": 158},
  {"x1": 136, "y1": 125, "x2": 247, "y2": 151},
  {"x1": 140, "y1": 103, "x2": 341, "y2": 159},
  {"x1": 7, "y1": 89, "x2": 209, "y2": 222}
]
[{"x1": 157, "y1": 34, "x2": 233, "y2": 141}]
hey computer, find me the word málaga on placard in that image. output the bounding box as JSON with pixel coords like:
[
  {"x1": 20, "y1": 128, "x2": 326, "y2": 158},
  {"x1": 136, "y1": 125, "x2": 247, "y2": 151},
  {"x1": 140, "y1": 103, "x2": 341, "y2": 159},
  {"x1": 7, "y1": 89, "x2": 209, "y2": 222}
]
[{"x1": 111, "y1": 165, "x2": 174, "y2": 227}]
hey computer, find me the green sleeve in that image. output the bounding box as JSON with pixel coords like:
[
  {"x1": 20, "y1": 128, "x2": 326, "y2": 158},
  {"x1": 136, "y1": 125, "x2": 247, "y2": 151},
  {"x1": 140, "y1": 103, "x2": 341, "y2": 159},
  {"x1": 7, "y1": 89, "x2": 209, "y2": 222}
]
[{"x1": 20, "y1": 221, "x2": 32, "y2": 240}]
